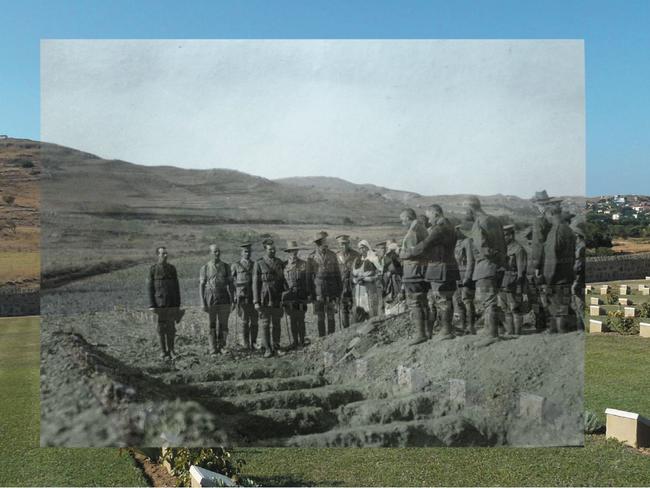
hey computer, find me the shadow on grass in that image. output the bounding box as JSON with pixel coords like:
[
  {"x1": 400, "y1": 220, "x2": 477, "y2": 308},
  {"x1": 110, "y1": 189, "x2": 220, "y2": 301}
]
[{"x1": 251, "y1": 475, "x2": 344, "y2": 487}]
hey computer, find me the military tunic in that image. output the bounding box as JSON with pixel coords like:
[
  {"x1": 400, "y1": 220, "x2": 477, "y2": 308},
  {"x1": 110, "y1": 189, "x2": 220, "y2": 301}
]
[
  {"x1": 253, "y1": 256, "x2": 286, "y2": 351},
  {"x1": 337, "y1": 248, "x2": 360, "y2": 328},
  {"x1": 231, "y1": 258, "x2": 259, "y2": 348},
  {"x1": 283, "y1": 257, "x2": 310, "y2": 346},
  {"x1": 308, "y1": 248, "x2": 343, "y2": 336},
  {"x1": 147, "y1": 262, "x2": 181, "y2": 357},
  {"x1": 199, "y1": 260, "x2": 233, "y2": 350}
]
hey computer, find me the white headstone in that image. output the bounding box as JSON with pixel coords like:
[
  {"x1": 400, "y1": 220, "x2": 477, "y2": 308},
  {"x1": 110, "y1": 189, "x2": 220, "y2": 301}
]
[
  {"x1": 600, "y1": 286, "x2": 610, "y2": 296},
  {"x1": 519, "y1": 393, "x2": 545, "y2": 423},
  {"x1": 642, "y1": 288, "x2": 650, "y2": 296},
  {"x1": 640, "y1": 323, "x2": 650, "y2": 338},
  {"x1": 323, "y1": 352, "x2": 335, "y2": 368},
  {"x1": 619, "y1": 298, "x2": 631, "y2": 306},
  {"x1": 638, "y1": 284, "x2": 647, "y2": 291},
  {"x1": 355, "y1": 358, "x2": 367, "y2": 379},
  {"x1": 590, "y1": 305, "x2": 603, "y2": 316},
  {"x1": 586, "y1": 285, "x2": 593, "y2": 293},
  {"x1": 449, "y1": 379, "x2": 466, "y2": 408},
  {"x1": 397, "y1": 365, "x2": 425, "y2": 392},
  {"x1": 624, "y1": 307, "x2": 636, "y2": 318},
  {"x1": 590, "y1": 297, "x2": 601, "y2": 305},
  {"x1": 589, "y1": 319, "x2": 603, "y2": 333},
  {"x1": 189, "y1": 465, "x2": 237, "y2": 488},
  {"x1": 620, "y1": 285, "x2": 630, "y2": 295}
]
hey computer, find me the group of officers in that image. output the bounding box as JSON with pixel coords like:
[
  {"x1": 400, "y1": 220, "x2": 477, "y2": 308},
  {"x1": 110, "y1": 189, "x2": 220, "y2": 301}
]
[{"x1": 147, "y1": 190, "x2": 586, "y2": 360}]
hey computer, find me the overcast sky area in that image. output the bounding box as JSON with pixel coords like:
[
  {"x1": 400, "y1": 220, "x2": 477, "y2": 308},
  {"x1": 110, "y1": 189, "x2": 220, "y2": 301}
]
[{"x1": 41, "y1": 40, "x2": 585, "y2": 197}]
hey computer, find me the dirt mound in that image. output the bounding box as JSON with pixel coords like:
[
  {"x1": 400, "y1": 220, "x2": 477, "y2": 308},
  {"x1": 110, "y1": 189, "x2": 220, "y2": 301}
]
[{"x1": 41, "y1": 309, "x2": 584, "y2": 447}]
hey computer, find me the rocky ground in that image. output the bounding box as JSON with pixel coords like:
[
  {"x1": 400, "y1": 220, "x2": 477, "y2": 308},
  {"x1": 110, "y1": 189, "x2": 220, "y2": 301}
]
[{"x1": 41, "y1": 303, "x2": 584, "y2": 448}]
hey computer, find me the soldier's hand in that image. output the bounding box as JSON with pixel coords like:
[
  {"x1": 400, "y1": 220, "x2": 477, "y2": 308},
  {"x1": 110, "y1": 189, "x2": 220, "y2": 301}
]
[{"x1": 254, "y1": 303, "x2": 261, "y2": 311}]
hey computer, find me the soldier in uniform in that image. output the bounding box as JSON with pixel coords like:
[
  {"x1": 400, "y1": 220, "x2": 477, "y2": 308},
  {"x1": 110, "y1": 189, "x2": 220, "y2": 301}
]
[
  {"x1": 231, "y1": 242, "x2": 259, "y2": 350},
  {"x1": 453, "y1": 222, "x2": 476, "y2": 334},
  {"x1": 147, "y1": 246, "x2": 181, "y2": 360},
  {"x1": 335, "y1": 235, "x2": 360, "y2": 328},
  {"x1": 199, "y1": 244, "x2": 234, "y2": 356},
  {"x1": 501, "y1": 225, "x2": 528, "y2": 335},
  {"x1": 466, "y1": 196, "x2": 507, "y2": 343},
  {"x1": 282, "y1": 240, "x2": 311, "y2": 349},
  {"x1": 398, "y1": 208, "x2": 429, "y2": 345},
  {"x1": 571, "y1": 217, "x2": 586, "y2": 332},
  {"x1": 542, "y1": 204, "x2": 577, "y2": 333},
  {"x1": 308, "y1": 231, "x2": 343, "y2": 336},
  {"x1": 401, "y1": 204, "x2": 459, "y2": 340},
  {"x1": 253, "y1": 239, "x2": 286, "y2": 357},
  {"x1": 528, "y1": 190, "x2": 559, "y2": 331}
]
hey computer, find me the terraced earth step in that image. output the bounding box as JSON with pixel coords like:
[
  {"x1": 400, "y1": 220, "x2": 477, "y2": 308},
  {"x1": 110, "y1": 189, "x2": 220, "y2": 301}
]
[
  {"x1": 159, "y1": 361, "x2": 303, "y2": 384},
  {"x1": 283, "y1": 416, "x2": 490, "y2": 447},
  {"x1": 223, "y1": 386, "x2": 364, "y2": 411},
  {"x1": 337, "y1": 392, "x2": 438, "y2": 427},
  {"x1": 194, "y1": 374, "x2": 326, "y2": 396},
  {"x1": 248, "y1": 406, "x2": 339, "y2": 437}
]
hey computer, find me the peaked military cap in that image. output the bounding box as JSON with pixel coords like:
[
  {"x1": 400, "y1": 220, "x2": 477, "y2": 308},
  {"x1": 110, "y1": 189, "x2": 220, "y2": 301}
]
[
  {"x1": 503, "y1": 224, "x2": 516, "y2": 233},
  {"x1": 313, "y1": 231, "x2": 329, "y2": 244},
  {"x1": 239, "y1": 241, "x2": 253, "y2": 248},
  {"x1": 375, "y1": 241, "x2": 388, "y2": 249},
  {"x1": 261, "y1": 238, "x2": 274, "y2": 247},
  {"x1": 335, "y1": 234, "x2": 351, "y2": 243},
  {"x1": 531, "y1": 190, "x2": 550, "y2": 202}
]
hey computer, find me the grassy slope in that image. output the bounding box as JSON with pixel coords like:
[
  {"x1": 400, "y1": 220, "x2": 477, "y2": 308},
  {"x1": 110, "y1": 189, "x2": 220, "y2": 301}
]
[
  {"x1": 236, "y1": 334, "x2": 650, "y2": 486},
  {"x1": 2, "y1": 317, "x2": 650, "y2": 486},
  {"x1": 0, "y1": 317, "x2": 147, "y2": 487},
  {"x1": 0, "y1": 252, "x2": 39, "y2": 282}
]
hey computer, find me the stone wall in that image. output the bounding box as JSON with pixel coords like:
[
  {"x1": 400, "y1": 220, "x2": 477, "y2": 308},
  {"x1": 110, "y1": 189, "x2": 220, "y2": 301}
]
[
  {"x1": 0, "y1": 288, "x2": 40, "y2": 317},
  {"x1": 587, "y1": 253, "x2": 650, "y2": 283}
]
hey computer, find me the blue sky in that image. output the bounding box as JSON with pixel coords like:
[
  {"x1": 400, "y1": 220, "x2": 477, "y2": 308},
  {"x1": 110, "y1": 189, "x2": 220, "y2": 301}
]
[{"x1": 1, "y1": 0, "x2": 648, "y2": 196}]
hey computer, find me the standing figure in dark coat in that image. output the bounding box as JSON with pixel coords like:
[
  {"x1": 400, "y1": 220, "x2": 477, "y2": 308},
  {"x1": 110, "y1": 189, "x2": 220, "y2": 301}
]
[
  {"x1": 147, "y1": 246, "x2": 181, "y2": 360},
  {"x1": 336, "y1": 234, "x2": 360, "y2": 329},
  {"x1": 398, "y1": 208, "x2": 429, "y2": 345},
  {"x1": 401, "y1": 205, "x2": 459, "y2": 341},
  {"x1": 542, "y1": 204, "x2": 577, "y2": 333},
  {"x1": 500, "y1": 225, "x2": 528, "y2": 335},
  {"x1": 231, "y1": 242, "x2": 259, "y2": 350},
  {"x1": 308, "y1": 231, "x2": 343, "y2": 336},
  {"x1": 282, "y1": 240, "x2": 311, "y2": 349},
  {"x1": 466, "y1": 196, "x2": 507, "y2": 343},
  {"x1": 571, "y1": 217, "x2": 586, "y2": 332},
  {"x1": 253, "y1": 239, "x2": 286, "y2": 357},
  {"x1": 453, "y1": 222, "x2": 476, "y2": 335},
  {"x1": 200, "y1": 244, "x2": 234, "y2": 356},
  {"x1": 379, "y1": 240, "x2": 403, "y2": 305}
]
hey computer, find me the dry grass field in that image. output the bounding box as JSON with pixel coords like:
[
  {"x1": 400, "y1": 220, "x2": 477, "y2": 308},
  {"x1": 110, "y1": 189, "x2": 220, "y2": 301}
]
[
  {"x1": 612, "y1": 238, "x2": 650, "y2": 254},
  {"x1": 0, "y1": 251, "x2": 40, "y2": 284}
]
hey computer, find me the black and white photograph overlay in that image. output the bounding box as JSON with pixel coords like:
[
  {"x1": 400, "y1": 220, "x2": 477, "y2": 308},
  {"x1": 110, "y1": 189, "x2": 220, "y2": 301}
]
[{"x1": 39, "y1": 39, "x2": 585, "y2": 447}]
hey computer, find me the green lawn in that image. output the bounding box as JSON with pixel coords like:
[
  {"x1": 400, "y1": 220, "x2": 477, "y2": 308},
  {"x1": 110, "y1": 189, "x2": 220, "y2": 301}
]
[
  {"x1": 3, "y1": 317, "x2": 650, "y2": 486},
  {"x1": 0, "y1": 317, "x2": 147, "y2": 487}
]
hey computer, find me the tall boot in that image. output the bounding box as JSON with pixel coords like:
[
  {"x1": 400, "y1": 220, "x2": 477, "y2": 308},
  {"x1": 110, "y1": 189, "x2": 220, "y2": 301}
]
[
  {"x1": 272, "y1": 313, "x2": 282, "y2": 350},
  {"x1": 486, "y1": 309, "x2": 499, "y2": 338},
  {"x1": 504, "y1": 314, "x2": 514, "y2": 335},
  {"x1": 158, "y1": 330, "x2": 168, "y2": 359},
  {"x1": 167, "y1": 327, "x2": 176, "y2": 358},
  {"x1": 220, "y1": 330, "x2": 229, "y2": 352},
  {"x1": 513, "y1": 314, "x2": 523, "y2": 335},
  {"x1": 239, "y1": 321, "x2": 249, "y2": 349},
  {"x1": 342, "y1": 310, "x2": 350, "y2": 329},
  {"x1": 466, "y1": 300, "x2": 476, "y2": 334},
  {"x1": 427, "y1": 305, "x2": 437, "y2": 338},
  {"x1": 317, "y1": 311, "x2": 326, "y2": 337},
  {"x1": 327, "y1": 310, "x2": 336, "y2": 335},
  {"x1": 260, "y1": 313, "x2": 273, "y2": 358},
  {"x1": 457, "y1": 304, "x2": 467, "y2": 335},
  {"x1": 250, "y1": 316, "x2": 260, "y2": 350},
  {"x1": 409, "y1": 307, "x2": 428, "y2": 345},
  {"x1": 290, "y1": 315, "x2": 300, "y2": 348},
  {"x1": 440, "y1": 302, "x2": 455, "y2": 340},
  {"x1": 208, "y1": 327, "x2": 218, "y2": 356}
]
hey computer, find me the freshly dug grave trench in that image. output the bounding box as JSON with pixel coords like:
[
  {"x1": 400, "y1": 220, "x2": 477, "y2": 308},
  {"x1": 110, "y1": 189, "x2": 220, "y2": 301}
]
[{"x1": 41, "y1": 309, "x2": 584, "y2": 447}]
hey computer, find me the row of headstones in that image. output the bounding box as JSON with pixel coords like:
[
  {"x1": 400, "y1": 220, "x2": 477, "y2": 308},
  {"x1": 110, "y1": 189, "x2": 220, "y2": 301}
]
[
  {"x1": 324, "y1": 353, "x2": 547, "y2": 423},
  {"x1": 588, "y1": 282, "x2": 650, "y2": 319},
  {"x1": 589, "y1": 319, "x2": 650, "y2": 337}
]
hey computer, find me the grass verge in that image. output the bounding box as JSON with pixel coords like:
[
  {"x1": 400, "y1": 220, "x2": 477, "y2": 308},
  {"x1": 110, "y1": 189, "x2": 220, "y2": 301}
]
[{"x1": 0, "y1": 317, "x2": 147, "y2": 487}]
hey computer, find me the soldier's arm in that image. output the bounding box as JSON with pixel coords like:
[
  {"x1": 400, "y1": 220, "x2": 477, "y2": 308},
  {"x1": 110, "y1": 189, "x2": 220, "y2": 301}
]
[
  {"x1": 225, "y1": 263, "x2": 235, "y2": 302},
  {"x1": 252, "y1": 262, "x2": 261, "y2": 305},
  {"x1": 171, "y1": 266, "x2": 181, "y2": 307},
  {"x1": 516, "y1": 246, "x2": 527, "y2": 280},
  {"x1": 464, "y1": 239, "x2": 475, "y2": 283},
  {"x1": 199, "y1": 266, "x2": 207, "y2": 309},
  {"x1": 147, "y1": 266, "x2": 156, "y2": 309}
]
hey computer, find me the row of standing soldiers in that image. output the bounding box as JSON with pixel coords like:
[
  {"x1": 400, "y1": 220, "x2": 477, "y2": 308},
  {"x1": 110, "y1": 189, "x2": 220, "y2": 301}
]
[{"x1": 147, "y1": 190, "x2": 585, "y2": 359}]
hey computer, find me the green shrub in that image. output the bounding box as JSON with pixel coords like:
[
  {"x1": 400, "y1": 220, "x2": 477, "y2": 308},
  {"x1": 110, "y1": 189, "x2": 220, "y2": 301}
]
[
  {"x1": 605, "y1": 291, "x2": 619, "y2": 305},
  {"x1": 161, "y1": 447, "x2": 254, "y2": 487},
  {"x1": 638, "y1": 302, "x2": 650, "y2": 319},
  {"x1": 584, "y1": 410, "x2": 605, "y2": 434},
  {"x1": 607, "y1": 310, "x2": 638, "y2": 335}
]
